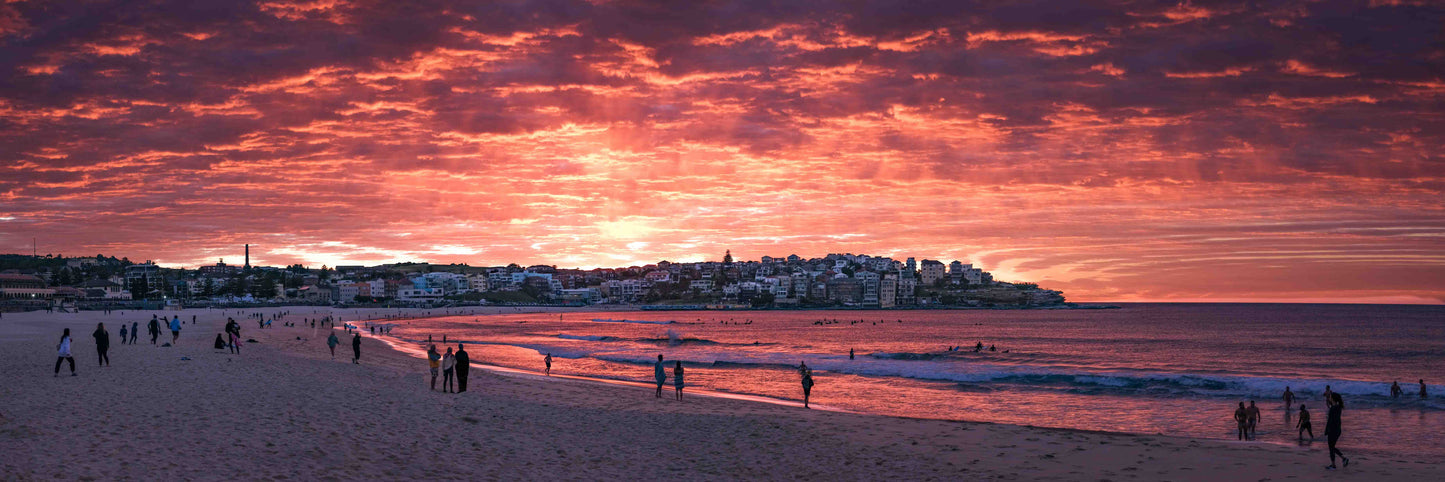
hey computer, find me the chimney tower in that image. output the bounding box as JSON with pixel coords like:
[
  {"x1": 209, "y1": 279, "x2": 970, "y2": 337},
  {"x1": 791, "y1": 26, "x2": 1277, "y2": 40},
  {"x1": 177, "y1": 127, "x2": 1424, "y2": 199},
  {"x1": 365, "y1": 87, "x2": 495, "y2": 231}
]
[{"x1": 244, "y1": 244, "x2": 251, "y2": 269}]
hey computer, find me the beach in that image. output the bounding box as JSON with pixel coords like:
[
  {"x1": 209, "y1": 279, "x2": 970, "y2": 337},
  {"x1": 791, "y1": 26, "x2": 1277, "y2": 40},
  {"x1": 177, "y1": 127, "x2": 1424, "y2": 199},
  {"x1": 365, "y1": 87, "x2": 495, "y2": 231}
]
[{"x1": 2, "y1": 307, "x2": 1440, "y2": 480}]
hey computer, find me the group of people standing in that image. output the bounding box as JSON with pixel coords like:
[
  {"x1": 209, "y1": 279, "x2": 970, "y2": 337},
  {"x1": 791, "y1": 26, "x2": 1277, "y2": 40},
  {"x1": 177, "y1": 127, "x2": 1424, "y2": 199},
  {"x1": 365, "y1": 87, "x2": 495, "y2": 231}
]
[
  {"x1": 653, "y1": 355, "x2": 685, "y2": 400},
  {"x1": 427, "y1": 344, "x2": 470, "y2": 393}
]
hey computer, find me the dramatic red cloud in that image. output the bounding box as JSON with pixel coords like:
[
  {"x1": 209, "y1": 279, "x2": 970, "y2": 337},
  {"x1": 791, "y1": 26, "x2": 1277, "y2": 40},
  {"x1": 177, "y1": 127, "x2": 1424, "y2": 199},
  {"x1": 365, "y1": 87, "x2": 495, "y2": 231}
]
[{"x1": 2, "y1": 0, "x2": 1443, "y2": 303}]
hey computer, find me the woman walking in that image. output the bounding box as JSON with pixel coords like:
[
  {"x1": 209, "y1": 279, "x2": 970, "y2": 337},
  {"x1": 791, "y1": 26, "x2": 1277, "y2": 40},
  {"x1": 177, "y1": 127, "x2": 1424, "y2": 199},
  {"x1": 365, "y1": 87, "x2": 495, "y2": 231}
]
[
  {"x1": 800, "y1": 362, "x2": 814, "y2": 409},
  {"x1": 442, "y1": 347, "x2": 456, "y2": 393},
  {"x1": 92, "y1": 323, "x2": 110, "y2": 367},
  {"x1": 1325, "y1": 393, "x2": 1349, "y2": 469},
  {"x1": 673, "y1": 361, "x2": 685, "y2": 400},
  {"x1": 54, "y1": 328, "x2": 76, "y2": 376},
  {"x1": 327, "y1": 332, "x2": 339, "y2": 359}
]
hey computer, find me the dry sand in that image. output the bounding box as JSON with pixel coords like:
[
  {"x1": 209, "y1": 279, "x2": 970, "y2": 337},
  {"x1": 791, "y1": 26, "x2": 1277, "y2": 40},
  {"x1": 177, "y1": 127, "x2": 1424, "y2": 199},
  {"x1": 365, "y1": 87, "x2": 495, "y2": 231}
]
[{"x1": 2, "y1": 307, "x2": 1440, "y2": 480}]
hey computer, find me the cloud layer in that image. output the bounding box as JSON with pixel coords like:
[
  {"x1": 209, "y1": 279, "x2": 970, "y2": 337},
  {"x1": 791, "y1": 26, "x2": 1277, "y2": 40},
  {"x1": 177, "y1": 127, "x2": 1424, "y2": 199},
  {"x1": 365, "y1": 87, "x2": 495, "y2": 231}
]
[{"x1": 2, "y1": 0, "x2": 1443, "y2": 302}]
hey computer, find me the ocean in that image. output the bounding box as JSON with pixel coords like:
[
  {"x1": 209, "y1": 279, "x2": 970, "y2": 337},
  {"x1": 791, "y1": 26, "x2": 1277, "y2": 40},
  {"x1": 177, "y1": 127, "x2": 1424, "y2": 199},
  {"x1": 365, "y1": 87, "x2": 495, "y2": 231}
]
[{"x1": 381, "y1": 303, "x2": 1445, "y2": 460}]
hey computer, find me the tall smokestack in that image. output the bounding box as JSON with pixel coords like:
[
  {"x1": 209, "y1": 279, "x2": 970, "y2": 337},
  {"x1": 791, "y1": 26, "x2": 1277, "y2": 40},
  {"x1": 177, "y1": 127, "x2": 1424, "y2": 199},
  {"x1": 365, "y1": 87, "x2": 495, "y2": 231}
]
[{"x1": 245, "y1": 244, "x2": 250, "y2": 269}]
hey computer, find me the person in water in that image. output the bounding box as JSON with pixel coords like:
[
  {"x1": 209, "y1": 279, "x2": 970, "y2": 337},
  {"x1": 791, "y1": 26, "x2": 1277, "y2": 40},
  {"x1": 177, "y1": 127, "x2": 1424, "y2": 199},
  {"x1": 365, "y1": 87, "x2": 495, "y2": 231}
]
[
  {"x1": 1245, "y1": 401, "x2": 1261, "y2": 439},
  {"x1": 1421, "y1": 379, "x2": 1428, "y2": 399},
  {"x1": 673, "y1": 361, "x2": 685, "y2": 400},
  {"x1": 1297, "y1": 404, "x2": 1314, "y2": 441},
  {"x1": 544, "y1": 353, "x2": 552, "y2": 376},
  {"x1": 849, "y1": 348, "x2": 854, "y2": 360},
  {"x1": 92, "y1": 323, "x2": 110, "y2": 367},
  {"x1": 455, "y1": 344, "x2": 469, "y2": 393},
  {"x1": 1283, "y1": 386, "x2": 1295, "y2": 409},
  {"x1": 327, "y1": 332, "x2": 339, "y2": 359},
  {"x1": 1323, "y1": 385, "x2": 1335, "y2": 407},
  {"x1": 427, "y1": 345, "x2": 441, "y2": 391},
  {"x1": 54, "y1": 328, "x2": 76, "y2": 377},
  {"x1": 654, "y1": 354, "x2": 667, "y2": 398},
  {"x1": 800, "y1": 362, "x2": 815, "y2": 409},
  {"x1": 1325, "y1": 393, "x2": 1348, "y2": 469},
  {"x1": 1233, "y1": 402, "x2": 1249, "y2": 440}
]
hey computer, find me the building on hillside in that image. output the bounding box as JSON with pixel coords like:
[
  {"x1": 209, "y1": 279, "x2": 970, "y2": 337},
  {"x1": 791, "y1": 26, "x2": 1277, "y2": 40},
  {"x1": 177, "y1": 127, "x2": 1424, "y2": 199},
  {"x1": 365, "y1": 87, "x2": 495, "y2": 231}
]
[
  {"x1": 124, "y1": 264, "x2": 164, "y2": 298},
  {"x1": 896, "y1": 276, "x2": 917, "y2": 305},
  {"x1": 1, "y1": 274, "x2": 54, "y2": 301},
  {"x1": 879, "y1": 274, "x2": 897, "y2": 308},
  {"x1": 919, "y1": 260, "x2": 946, "y2": 286}
]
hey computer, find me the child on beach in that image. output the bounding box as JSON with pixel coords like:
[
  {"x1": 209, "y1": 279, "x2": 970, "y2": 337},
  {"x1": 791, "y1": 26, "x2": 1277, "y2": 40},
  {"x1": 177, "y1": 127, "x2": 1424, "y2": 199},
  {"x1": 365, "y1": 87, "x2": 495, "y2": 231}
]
[
  {"x1": 54, "y1": 328, "x2": 75, "y2": 377},
  {"x1": 428, "y1": 346, "x2": 441, "y2": 391},
  {"x1": 673, "y1": 361, "x2": 684, "y2": 400},
  {"x1": 1297, "y1": 405, "x2": 1313, "y2": 441}
]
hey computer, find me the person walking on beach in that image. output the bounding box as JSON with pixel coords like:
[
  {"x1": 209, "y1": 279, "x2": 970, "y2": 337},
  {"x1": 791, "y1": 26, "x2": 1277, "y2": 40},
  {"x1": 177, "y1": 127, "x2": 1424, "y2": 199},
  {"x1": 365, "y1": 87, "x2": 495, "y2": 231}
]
[
  {"x1": 1391, "y1": 381, "x2": 1402, "y2": 398},
  {"x1": 544, "y1": 353, "x2": 552, "y2": 376},
  {"x1": 800, "y1": 362, "x2": 815, "y2": 409},
  {"x1": 54, "y1": 328, "x2": 76, "y2": 377},
  {"x1": 673, "y1": 361, "x2": 685, "y2": 400},
  {"x1": 148, "y1": 316, "x2": 160, "y2": 345},
  {"x1": 455, "y1": 344, "x2": 469, "y2": 393},
  {"x1": 1297, "y1": 404, "x2": 1314, "y2": 441},
  {"x1": 428, "y1": 345, "x2": 441, "y2": 391},
  {"x1": 327, "y1": 332, "x2": 339, "y2": 359},
  {"x1": 351, "y1": 333, "x2": 361, "y2": 364},
  {"x1": 92, "y1": 323, "x2": 110, "y2": 367},
  {"x1": 1283, "y1": 386, "x2": 1295, "y2": 409},
  {"x1": 1246, "y1": 401, "x2": 1261, "y2": 439},
  {"x1": 224, "y1": 319, "x2": 241, "y2": 355},
  {"x1": 129, "y1": 321, "x2": 138, "y2": 344},
  {"x1": 442, "y1": 347, "x2": 456, "y2": 393},
  {"x1": 654, "y1": 354, "x2": 667, "y2": 398},
  {"x1": 119, "y1": 324, "x2": 127, "y2": 348},
  {"x1": 1325, "y1": 393, "x2": 1349, "y2": 469},
  {"x1": 1234, "y1": 402, "x2": 1249, "y2": 440},
  {"x1": 169, "y1": 316, "x2": 181, "y2": 345}
]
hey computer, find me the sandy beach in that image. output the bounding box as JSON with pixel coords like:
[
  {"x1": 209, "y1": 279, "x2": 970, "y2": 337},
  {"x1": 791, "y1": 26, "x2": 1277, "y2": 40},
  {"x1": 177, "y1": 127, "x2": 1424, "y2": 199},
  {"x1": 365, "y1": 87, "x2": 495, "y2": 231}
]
[{"x1": 2, "y1": 306, "x2": 1440, "y2": 480}]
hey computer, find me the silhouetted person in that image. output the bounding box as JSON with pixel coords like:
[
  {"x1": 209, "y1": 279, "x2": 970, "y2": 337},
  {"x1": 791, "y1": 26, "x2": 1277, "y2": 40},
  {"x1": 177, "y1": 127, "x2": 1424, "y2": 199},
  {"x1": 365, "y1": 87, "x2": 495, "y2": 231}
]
[
  {"x1": 91, "y1": 323, "x2": 110, "y2": 367},
  {"x1": 1325, "y1": 393, "x2": 1348, "y2": 469},
  {"x1": 849, "y1": 348, "x2": 854, "y2": 360},
  {"x1": 1283, "y1": 386, "x2": 1295, "y2": 409},
  {"x1": 1297, "y1": 405, "x2": 1313, "y2": 441},
  {"x1": 800, "y1": 362, "x2": 814, "y2": 409},
  {"x1": 673, "y1": 361, "x2": 685, "y2": 400},
  {"x1": 148, "y1": 317, "x2": 160, "y2": 345},
  {"x1": 1234, "y1": 402, "x2": 1249, "y2": 440},
  {"x1": 1421, "y1": 379, "x2": 1429, "y2": 399},
  {"x1": 129, "y1": 321, "x2": 137, "y2": 344},
  {"x1": 213, "y1": 334, "x2": 226, "y2": 349},
  {"x1": 54, "y1": 328, "x2": 75, "y2": 377},
  {"x1": 351, "y1": 333, "x2": 361, "y2": 364},
  {"x1": 1246, "y1": 401, "x2": 1261, "y2": 439},
  {"x1": 1323, "y1": 385, "x2": 1335, "y2": 407},
  {"x1": 544, "y1": 353, "x2": 552, "y2": 376},
  {"x1": 1391, "y1": 381, "x2": 1402, "y2": 398},
  {"x1": 119, "y1": 325, "x2": 127, "y2": 347},
  {"x1": 654, "y1": 354, "x2": 667, "y2": 398},
  {"x1": 455, "y1": 344, "x2": 469, "y2": 393}
]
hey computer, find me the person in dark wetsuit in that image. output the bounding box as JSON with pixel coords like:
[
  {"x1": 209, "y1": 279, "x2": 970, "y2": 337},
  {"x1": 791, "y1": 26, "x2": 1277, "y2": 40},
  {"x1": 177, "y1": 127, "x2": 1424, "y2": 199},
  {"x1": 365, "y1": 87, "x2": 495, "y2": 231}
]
[
  {"x1": 1283, "y1": 386, "x2": 1295, "y2": 409},
  {"x1": 1421, "y1": 379, "x2": 1428, "y2": 399},
  {"x1": 1297, "y1": 405, "x2": 1313, "y2": 441},
  {"x1": 1390, "y1": 381, "x2": 1402, "y2": 398},
  {"x1": 1324, "y1": 393, "x2": 1348, "y2": 469},
  {"x1": 1234, "y1": 402, "x2": 1249, "y2": 440}
]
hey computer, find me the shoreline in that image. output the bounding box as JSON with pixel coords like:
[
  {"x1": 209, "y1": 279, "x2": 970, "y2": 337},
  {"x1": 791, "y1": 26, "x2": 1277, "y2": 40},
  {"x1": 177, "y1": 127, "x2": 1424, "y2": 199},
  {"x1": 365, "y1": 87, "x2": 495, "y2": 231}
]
[{"x1": 2, "y1": 306, "x2": 1440, "y2": 480}]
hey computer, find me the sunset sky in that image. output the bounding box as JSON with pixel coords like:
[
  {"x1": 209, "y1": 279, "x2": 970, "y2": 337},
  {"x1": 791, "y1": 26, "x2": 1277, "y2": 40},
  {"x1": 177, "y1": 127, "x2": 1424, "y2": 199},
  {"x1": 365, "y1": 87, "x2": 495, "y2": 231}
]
[{"x1": 1, "y1": 1, "x2": 1442, "y2": 303}]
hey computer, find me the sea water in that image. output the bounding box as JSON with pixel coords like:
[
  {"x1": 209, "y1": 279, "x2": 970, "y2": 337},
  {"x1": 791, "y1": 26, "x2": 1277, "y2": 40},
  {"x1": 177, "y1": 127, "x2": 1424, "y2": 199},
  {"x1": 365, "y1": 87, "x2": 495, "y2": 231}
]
[{"x1": 391, "y1": 303, "x2": 1444, "y2": 460}]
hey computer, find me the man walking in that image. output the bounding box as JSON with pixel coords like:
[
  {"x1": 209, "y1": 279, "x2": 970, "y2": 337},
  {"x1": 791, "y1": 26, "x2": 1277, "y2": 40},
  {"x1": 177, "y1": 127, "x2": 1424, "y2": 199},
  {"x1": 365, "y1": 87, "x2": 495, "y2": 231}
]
[{"x1": 455, "y1": 344, "x2": 470, "y2": 393}]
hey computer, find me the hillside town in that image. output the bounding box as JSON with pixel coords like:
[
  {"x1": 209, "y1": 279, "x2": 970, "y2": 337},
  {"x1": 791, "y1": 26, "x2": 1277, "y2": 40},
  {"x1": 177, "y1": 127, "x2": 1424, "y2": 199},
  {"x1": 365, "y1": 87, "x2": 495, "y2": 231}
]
[{"x1": 1, "y1": 248, "x2": 1066, "y2": 311}]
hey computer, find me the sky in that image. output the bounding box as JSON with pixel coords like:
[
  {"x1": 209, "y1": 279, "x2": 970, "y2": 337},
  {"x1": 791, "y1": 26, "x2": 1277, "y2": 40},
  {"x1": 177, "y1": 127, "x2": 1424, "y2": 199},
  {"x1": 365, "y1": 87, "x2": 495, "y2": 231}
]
[{"x1": 1, "y1": 0, "x2": 1443, "y2": 303}]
